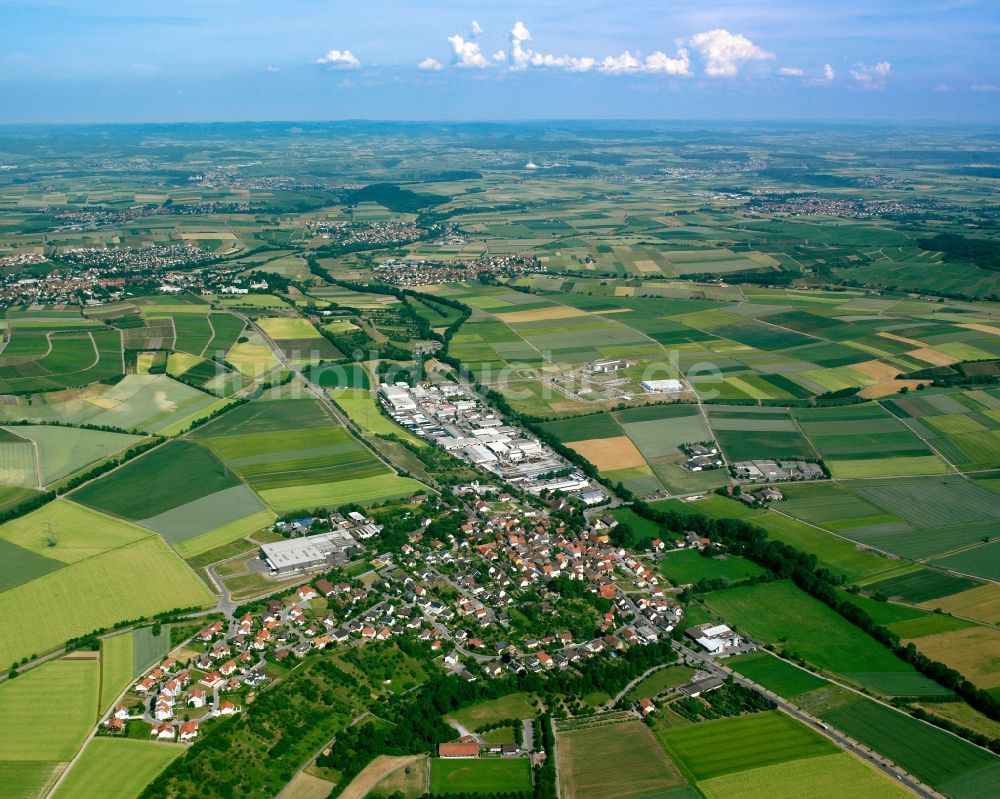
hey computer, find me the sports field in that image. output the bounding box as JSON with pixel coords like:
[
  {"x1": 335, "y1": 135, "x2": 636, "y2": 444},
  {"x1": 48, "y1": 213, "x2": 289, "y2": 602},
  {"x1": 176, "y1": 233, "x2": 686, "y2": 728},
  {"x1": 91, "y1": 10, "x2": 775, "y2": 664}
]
[
  {"x1": 52, "y1": 738, "x2": 184, "y2": 799},
  {"x1": 428, "y1": 758, "x2": 531, "y2": 795},
  {"x1": 558, "y1": 719, "x2": 686, "y2": 799}
]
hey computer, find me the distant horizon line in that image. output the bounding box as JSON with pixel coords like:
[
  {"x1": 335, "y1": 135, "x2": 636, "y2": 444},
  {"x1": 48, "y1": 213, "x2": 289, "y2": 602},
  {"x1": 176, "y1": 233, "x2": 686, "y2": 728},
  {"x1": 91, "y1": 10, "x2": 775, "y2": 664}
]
[{"x1": 1, "y1": 117, "x2": 998, "y2": 129}]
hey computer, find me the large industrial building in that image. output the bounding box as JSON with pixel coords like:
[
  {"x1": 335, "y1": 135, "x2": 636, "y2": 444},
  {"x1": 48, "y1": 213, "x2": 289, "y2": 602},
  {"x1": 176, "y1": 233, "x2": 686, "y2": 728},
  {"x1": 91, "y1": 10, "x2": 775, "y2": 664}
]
[
  {"x1": 260, "y1": 529, "x2": 358, "y2": 575},
  {"x1": 640, "y1": 378, "x2": 684, "y2": 394}
]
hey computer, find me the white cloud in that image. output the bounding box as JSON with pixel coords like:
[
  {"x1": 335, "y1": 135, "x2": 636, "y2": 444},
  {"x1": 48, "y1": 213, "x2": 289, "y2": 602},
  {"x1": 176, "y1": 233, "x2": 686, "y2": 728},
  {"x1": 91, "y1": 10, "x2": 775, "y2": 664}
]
[
  {"x1": 971, "y1": 83, "x2": 999, "y2": 92},
  {"x1": 778, "y1": 67, "x2": 804, "y2": 77},
  {"x1": 447, "y1": 34, "x2": 489, "y2": 68},
  {"x1": 850, "y1": 61, "x2": 891, "y2": 89},
  {"x1": 644, "y1": 49, "x2": 691, "y2": 76},
  {"x1": 688, "y1": 29, "x2": 773, "y2": 77},
  {"x1": 471, "y1": 20, "x2": 484, "y2": 37},
  {"x1": 599, "y1": 51, "x2": 643, "y2": 75},
  {"x1": 265, "y1": 65, "x2": 282, "y2": 73},
  {"x1": 492, "y1": 50, "x2": 507, "y2": 63},
  {"x1": 505, "y1": 21, "x2": 599, "y2": 73},
  {"x1": 509, "y1": 20, "x2": 532, "y2": 70},
  {"x1": 314, "y1": 49, "x2": 360, "y2": 69},
  {"x1": 418, "y1": 57, "x2": 443, "y2": 72},
  {"x1": 823, "y1": 63, "x2": 835, "y2": 82}
]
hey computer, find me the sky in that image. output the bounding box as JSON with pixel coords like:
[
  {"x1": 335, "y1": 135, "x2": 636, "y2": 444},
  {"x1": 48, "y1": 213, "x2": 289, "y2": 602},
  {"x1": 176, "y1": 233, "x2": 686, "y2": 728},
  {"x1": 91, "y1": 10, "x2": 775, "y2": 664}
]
[{"x1": 0, "y1": 0, "x2": 998, "y2": 124}]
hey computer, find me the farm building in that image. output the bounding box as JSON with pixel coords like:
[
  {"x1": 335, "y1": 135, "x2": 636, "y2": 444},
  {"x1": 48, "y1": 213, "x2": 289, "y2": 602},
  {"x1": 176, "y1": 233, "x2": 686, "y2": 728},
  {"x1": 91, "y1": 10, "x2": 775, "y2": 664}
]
[
  {"x1": 685, "y1": 623, "x2": 743, "y2": 654},
  {"x1": 439, "y1": 738, "x2": 481, "y2": 758},
  {"x1": 260, "y1": 529, "x2": 358, "y2": 575},
  {"x1": 640, "y1": 379, "x2": 683, "y2": 394}
]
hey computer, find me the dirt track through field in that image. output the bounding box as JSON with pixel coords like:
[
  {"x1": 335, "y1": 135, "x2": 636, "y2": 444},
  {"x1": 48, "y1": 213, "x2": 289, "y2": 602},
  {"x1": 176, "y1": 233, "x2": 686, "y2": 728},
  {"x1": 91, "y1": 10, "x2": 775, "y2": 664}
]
[{"x1": 337, "y1": 754, "x2": 424, "y2": 799}]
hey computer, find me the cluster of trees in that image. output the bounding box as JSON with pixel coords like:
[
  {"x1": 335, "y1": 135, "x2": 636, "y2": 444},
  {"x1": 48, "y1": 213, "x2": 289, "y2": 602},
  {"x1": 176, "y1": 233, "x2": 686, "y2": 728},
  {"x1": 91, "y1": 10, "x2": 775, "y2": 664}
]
[
  {"x1": 918, "y1": 233, "x2": 1000, "y2": 271},
  {"x1": 141, "y1": 656, "x2": 362, "y2": 799},
  {"x1": 671, "y1": 677, "x2": 775, "y2": 723}
]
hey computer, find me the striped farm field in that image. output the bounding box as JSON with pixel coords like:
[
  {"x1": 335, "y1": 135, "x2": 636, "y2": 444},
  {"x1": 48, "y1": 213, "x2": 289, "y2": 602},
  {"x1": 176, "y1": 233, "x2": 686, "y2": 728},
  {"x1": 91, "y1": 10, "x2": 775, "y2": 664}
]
[
  {"x1": 52, "y1": 738, "x2": 184, "y2": 799},
  {"x1": 558, "y1": 719, "x2": 686, "y2": 799},
  {"x1": 99, "y1": 632, "x2": 134, "y2": 713},
  {"x1": 827, "y1": 455, "x2": 950, "y2": 478},
  {"x1": 658, "y1": 711, "x2": 836, "y2": 781},
  {"x1": 0, "y1": 657, "x2": 99, "y2": 761},
  {"x1": 697, "y1": 753, "x2": 912, "y2": 799},
  {"x1": 819, "y1": 698, "x2": 1000, "y2": 796}
]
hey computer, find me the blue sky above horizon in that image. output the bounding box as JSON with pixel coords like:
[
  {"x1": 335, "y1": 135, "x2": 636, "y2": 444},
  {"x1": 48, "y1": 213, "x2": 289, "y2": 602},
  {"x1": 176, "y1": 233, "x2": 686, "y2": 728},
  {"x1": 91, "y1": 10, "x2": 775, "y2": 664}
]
[{"x1": 1, "y1": 1, "x2": 998, "y2": 124}]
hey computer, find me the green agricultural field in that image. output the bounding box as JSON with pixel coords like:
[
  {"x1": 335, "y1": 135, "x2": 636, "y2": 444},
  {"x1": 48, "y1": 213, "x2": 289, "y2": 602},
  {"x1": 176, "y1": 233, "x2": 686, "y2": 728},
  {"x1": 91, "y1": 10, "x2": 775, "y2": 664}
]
[
  {"x1": 138, "y1": 484, "x2": 268, "y2": 544},
  {"x1": 697, "y1": 752, "x2": 912, "y2": 799},
  {"x1": 0, "y1": 657, "x2": 99, "y2": 761},
  {"x1": 0, "y1": 536, "x2": 213, "y2": 666},
  {"x1": 728, "y1": 652, "x2": 828, "y2": 698},
  {"x1": 52, "y1": 738, "x2": 184, "y2": 799},
  {"x1": 659, "y1": 711, "x2": 836, "y2": 781},
  {"x1": 931, "y1": 541, "x2": 1000, "y2": 582},
  {"x1": 864, "y1": 570, "x2": 979, "y2": 603},
  {"x1": 820, "y1": 698, "x2": 999, "y2": 794},
  {"x1": 0, "y1": 499, "x2": 151, "y2": 565},
  {"x1": 558, "y1": 719, "x2": 686, "y2": 799},
  {"x1": 5, "y1": 426, "x2": 144, "y2": 486},
  {"x1": 701, "y1": 581, "x2": 925, "y2": 687},
  {"x1": 0, "y1": 436, "x2": 37, "y2": 486},
  {"x1": 673, "y1": 495, "x2": 912, "y2": 585},
  {"x1": 72, "y1": 440, "x2": 241, "y2": 520},
  {"x1": 173, "y1": 508, "x2": 276, "y2": 559},
  {"x1": 257, "y1": 473, "x2": 425, "y2": 514},
  {"x1": 100, "y1": 632, "x2": 134, "y2": 712},
  {"x1": 0, "y1": 761, "x2": 64, "y2": 799},
  {"x1": 329, "y1": 388, "x2": 425, "y2": 445},
  {"x1": 131, "y1": 626, "x2": 172, "y2": 676},
  {"x1": 307, "y1": 362, "x2": 370, "y2": 388},
  {"x1": 659, "y1": 550, "x2": 765, "y2": 586},
  {"x1": 0, "y1": 375, "x2": 222, "y2": 435},
  {"x1": 429, "y1": 758, "x2": 532, "y2": 795},
  {"x1": 0, "y1": 537, "x2": 61, "y2": 591},
  {"x1": 190, "y1": 397, "x2": 335, "y2": 436}
]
